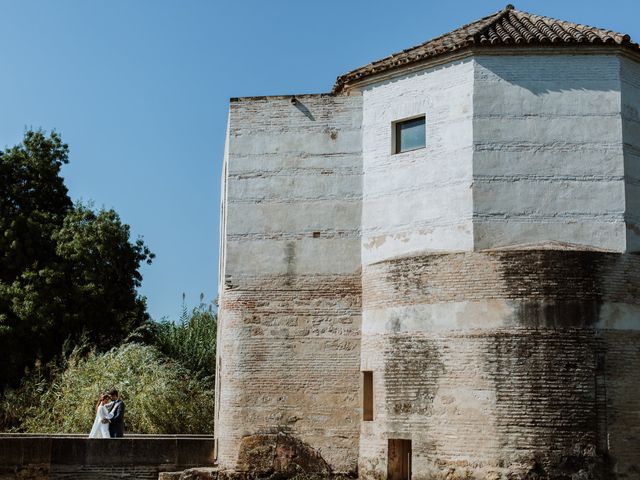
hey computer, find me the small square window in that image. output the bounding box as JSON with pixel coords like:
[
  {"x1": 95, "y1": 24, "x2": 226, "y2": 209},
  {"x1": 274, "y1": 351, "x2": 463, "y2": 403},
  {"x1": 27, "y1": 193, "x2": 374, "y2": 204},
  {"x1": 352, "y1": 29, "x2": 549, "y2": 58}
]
[{"x1": 394, "y1": 116, "x2": 426, "y2": 154}]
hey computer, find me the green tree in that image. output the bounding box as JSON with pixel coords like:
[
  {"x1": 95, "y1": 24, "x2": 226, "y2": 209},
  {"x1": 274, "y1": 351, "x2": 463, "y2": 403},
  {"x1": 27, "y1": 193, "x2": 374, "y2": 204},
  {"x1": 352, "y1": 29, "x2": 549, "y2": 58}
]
[
  {"x1": 0, "y1": 131, "x2": 71, "y2": 382},
  {"x1": 54, "y1": 204, "x2": 153, "y2": 348},
  {"x1": 0, "y1": 130, "x2": 71, "y2": 280},
  {"x1": 0, "y1": 130, "x2": 153, "y2": 388}
]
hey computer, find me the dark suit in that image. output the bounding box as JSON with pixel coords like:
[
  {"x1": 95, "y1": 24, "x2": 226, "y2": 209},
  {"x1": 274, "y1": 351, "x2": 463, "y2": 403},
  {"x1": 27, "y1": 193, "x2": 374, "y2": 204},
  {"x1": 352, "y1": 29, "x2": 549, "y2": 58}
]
[{"x1": 108, "y1": 399, "x2": 125, "y2": 438}]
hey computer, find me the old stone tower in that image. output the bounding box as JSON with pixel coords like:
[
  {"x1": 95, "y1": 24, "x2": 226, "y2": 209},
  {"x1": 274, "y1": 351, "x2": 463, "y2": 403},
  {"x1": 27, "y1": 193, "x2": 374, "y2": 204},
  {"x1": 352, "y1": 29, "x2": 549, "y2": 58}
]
[{"x1": 216, "y1": 5, "x2": 640, "y2": 479}]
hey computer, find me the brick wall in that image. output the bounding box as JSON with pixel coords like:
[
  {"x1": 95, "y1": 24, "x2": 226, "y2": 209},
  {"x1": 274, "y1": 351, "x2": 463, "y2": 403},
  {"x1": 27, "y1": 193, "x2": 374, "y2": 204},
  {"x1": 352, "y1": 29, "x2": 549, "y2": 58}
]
[
  {"x1": 216, "y1": 94, "x2": 362, "y2": 473},
  {"x1": 218, "y1": 52, "x2": 640, "y2": 480},
  {"x1": 360, "y1": 250, "x2": 640, "y2": 479}
]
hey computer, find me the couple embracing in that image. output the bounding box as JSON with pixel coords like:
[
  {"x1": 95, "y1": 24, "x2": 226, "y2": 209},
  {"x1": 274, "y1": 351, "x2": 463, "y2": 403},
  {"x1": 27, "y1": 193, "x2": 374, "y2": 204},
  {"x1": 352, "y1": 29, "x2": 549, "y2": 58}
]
[{"x1": 88, "y1": 388, "x2": 125, "y2": 438}]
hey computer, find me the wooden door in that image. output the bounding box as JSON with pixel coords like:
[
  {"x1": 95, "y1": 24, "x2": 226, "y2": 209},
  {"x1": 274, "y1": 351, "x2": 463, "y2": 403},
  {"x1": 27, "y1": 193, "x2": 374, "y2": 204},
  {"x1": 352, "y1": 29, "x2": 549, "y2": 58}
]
[{"x1": 388, "y1": 439, "x2": 411, "y2": 480}]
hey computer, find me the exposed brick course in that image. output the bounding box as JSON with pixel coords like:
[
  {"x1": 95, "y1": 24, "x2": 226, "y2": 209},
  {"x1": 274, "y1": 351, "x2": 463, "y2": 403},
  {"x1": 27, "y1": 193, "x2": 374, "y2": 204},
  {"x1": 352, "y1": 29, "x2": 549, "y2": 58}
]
[
  {"x1": 218, "y1": 275, "x2": 361, "y2": 473},
  {"x1": 363, "y1": 251, "x2": 640, "y2": 309},
  {"x1": 216, "y1": 94, "x2": 363, "y2": 475}
]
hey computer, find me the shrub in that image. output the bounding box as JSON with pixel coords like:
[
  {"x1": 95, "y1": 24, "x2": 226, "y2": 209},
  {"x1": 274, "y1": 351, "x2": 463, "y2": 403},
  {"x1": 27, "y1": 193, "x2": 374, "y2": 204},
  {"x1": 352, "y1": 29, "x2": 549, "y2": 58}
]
[
  {"x1": 150, "y1": 297, "x2": 217, "y2": 379},
  {"x1": 0, "y1": 361, "x2": 50, "y2": 430},
  {"x1": 15, "y1": 343, "x2": 215, "y2": 434}
]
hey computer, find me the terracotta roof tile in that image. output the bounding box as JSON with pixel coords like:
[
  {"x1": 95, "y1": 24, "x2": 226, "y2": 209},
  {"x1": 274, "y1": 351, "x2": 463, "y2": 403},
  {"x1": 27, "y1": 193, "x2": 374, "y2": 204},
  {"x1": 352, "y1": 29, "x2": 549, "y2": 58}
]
[{"x1": 333, "y1": 4, "x2": 639, "y2": 93}]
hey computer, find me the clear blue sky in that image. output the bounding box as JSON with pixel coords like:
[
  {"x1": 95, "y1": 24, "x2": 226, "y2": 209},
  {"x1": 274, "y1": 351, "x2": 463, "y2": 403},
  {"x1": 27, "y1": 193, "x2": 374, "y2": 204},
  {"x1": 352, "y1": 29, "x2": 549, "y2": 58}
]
[{"x1": 1, "y1": 0, "x2": 638, "y2": 320}]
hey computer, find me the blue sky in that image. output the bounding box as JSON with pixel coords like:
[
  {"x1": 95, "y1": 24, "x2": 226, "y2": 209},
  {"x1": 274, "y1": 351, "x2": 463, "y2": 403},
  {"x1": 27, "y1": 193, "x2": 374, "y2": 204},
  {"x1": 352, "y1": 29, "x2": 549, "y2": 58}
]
[{"x1": 1, "y1": 0, "x2": 638, "y2": 320}]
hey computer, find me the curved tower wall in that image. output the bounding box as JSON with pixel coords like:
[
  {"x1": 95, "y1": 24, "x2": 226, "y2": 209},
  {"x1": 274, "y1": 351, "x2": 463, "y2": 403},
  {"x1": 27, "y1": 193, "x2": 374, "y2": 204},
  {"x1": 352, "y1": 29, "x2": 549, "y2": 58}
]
[
  {"x1": 359, "y1": 53, "x2": 640, "y2": 479},
  {"x1": 216, "y1": 94, "x2": 363, "y2": 473},
  {"x1": 359, "y1": 250, "x2": 640, "y2": 479},
  {"x1": 621, "y1": 55, "x2": 640, "y2": 251}
]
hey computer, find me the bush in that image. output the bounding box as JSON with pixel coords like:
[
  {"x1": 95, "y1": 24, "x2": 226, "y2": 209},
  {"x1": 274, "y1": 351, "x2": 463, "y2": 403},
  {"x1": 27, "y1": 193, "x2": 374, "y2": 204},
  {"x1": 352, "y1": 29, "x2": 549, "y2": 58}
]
[
  {"x1": 150, "y1": 297, "x2": 217, "y2": 379},
  {"x1": 13, "y1": 343, "x2": 215, "y2": 434},
  {"x1": 0, "y1": 361, "x2": 50, "y2": 430}
]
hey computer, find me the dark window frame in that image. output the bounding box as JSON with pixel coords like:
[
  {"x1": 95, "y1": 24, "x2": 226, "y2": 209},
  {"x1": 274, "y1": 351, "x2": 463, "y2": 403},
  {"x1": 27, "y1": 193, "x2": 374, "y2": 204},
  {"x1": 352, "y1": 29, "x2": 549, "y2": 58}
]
[{"x1": 393, "y1": 115, "x2": 426, "y2": 154}]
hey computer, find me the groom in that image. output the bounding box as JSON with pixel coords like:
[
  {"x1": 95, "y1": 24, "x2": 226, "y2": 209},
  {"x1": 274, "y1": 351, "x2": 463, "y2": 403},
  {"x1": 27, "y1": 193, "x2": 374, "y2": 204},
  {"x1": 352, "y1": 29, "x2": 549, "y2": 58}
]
[{"x1": 101, "y1": 388, "x2": 125, "y2": 437}]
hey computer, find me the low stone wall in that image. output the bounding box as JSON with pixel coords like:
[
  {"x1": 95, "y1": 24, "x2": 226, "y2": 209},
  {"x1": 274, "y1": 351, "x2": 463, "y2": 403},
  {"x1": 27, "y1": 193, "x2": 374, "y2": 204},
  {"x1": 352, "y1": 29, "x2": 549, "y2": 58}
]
[{"x1": 0, "y1": 434, "x2": 215, "y2": 480}]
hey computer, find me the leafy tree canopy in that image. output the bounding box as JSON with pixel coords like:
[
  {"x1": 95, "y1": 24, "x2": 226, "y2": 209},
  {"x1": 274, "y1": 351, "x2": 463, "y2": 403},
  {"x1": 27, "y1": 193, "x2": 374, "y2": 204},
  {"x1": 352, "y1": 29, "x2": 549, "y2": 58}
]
[{"x1": 0, "y1": 130, "x2": 154, "y2": 387}]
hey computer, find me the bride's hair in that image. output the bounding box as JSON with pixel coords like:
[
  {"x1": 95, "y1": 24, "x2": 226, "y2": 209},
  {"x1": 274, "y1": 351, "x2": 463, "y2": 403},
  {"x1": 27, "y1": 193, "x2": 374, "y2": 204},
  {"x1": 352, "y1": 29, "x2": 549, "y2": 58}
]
[{"x1": 96, "y1": 393, "x2": 109, "y2": 411}]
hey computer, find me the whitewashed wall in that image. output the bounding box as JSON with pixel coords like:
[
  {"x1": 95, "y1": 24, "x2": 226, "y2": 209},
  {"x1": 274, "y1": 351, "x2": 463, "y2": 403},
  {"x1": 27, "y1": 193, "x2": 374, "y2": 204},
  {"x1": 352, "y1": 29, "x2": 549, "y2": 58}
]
[
  {"x1": 621, "y1": 56, "x2": 640, "y2": 252},
  {"x1": 357, "y1": 52, "x2": 640, "y2": 479},
  {"x1": 361, "y1": 59, "x2": 475, "y2": 265},
  {"x1": 473, "y1": 54, "x2": 626, "y2": 251}
]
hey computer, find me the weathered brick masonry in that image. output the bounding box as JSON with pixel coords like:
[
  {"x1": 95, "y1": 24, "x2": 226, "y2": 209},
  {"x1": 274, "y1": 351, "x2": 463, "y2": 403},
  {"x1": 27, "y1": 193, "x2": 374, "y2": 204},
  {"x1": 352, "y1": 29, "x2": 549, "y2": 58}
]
[
  {"x1": 363, "y1": 251, "x2": 640, "y2": 307},
  {"x1": 216, "y1": 94, "x2": 363, "y2": 474},
  {"x1": 360, "y1": 251, "x2": 640, "y2": 479},
  {"x1": 220, "y1": 275, "x2": 361, "y2": 473},
  {"x1": 216, "y1": 5, "x2": 640, "y2": 480}
]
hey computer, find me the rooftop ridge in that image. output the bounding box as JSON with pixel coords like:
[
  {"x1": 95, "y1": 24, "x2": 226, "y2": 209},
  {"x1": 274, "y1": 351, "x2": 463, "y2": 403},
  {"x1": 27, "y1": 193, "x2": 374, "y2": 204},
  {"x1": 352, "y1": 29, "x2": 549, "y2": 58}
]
[{"x1": 333, "y1": 4, "x2": 639, "y2": 93}]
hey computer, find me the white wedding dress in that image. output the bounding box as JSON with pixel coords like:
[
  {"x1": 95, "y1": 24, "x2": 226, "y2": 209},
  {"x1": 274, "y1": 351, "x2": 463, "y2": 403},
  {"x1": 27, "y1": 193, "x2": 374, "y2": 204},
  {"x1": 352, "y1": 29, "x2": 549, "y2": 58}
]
[{"x1": 89, "y1": 402, "x2": 112, "y2": 438}]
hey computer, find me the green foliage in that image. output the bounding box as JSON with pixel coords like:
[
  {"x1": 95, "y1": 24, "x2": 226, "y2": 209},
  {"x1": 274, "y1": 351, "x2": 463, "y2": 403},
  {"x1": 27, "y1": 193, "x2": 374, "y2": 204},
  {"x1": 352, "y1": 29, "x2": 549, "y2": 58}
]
[
  {"x1": 150, "y1": 295, "x2": 217, "y2": 379},
  {"x1": 53, "y1": 204, "x2": 154, "y2": 347},
  {"x1": 0, "y1": 130, "x2": 154, "y2": 387},
  {"x1": 0, "y1": 361, "x2": 50, "y2": 431},
  {"x1": 0, "y1": 130, "x2": 72, "y2": 385},
  {"x1": 0, "y1": 130, "x2": 218, "y2": 434},
  {"x1": 0, "y1": 130, "x2": 71, "y2": 279},
  {"x1": 12, "y1": 343, "x2": 215, "y2": 434}
]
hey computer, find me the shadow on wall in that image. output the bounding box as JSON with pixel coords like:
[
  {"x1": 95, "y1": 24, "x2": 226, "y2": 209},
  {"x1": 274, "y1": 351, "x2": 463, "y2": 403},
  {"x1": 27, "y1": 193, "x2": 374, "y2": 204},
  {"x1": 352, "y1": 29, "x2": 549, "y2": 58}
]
[
  {"x1": 292, "y1": 98, "x2": 316, "y2": 121},
  {"x1": 474, "y1": 55, "x2": 619, "y2": 96}
]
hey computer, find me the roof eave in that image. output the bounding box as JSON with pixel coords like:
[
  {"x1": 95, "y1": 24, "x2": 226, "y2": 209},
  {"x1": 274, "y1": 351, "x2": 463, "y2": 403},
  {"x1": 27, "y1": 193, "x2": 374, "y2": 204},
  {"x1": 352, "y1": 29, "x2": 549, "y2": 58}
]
[{"x1": 333, "y1": 43, "x2": 640, "y2": 94}]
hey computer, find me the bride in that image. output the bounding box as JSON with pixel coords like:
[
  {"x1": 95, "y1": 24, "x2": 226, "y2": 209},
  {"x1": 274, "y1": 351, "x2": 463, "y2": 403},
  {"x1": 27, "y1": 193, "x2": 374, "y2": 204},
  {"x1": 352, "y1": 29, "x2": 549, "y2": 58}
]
[{"x1": 89, "y1": 393, "x2": 113, "y2": 438}]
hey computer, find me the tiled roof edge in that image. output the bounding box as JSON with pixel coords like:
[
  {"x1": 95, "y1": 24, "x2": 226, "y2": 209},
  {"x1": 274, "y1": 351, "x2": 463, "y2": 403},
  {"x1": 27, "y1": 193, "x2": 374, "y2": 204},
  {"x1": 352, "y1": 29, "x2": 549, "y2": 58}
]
[{"x1": 333, "y1": 4, "x2": 639, "y2": 93}]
